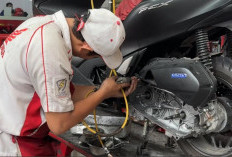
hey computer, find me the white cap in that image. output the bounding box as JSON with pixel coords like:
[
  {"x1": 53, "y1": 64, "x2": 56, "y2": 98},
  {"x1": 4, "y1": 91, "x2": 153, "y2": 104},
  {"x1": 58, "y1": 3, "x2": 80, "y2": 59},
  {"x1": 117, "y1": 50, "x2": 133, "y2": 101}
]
[{"x1": 81, "y1": 9, "x2": 126, "y2": 69}]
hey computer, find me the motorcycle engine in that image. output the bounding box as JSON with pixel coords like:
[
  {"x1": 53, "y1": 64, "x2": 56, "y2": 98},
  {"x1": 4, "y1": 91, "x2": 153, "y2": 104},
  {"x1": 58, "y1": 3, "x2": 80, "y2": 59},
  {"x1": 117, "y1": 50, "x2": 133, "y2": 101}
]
[
  {"x1": 129, "y1": 58, "x2": 230, "y2": 139},
  {"x1": 129, "y1": 83, "x2": 229, "y2": 139}
]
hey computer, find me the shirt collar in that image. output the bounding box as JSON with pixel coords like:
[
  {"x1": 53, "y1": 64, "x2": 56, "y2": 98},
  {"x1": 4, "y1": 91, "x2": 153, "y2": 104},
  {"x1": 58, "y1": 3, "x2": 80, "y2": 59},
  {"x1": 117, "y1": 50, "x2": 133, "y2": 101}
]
[{"x1": 52, "y1": 10, "x2": 72, "y2": 53}]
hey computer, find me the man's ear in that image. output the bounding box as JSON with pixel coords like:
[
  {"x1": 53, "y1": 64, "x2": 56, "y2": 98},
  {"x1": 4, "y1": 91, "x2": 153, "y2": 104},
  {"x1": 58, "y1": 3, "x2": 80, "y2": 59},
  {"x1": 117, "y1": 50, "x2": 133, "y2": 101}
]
[{"x1": 82, "y1": 42, "x2": 93, "y2": 51}]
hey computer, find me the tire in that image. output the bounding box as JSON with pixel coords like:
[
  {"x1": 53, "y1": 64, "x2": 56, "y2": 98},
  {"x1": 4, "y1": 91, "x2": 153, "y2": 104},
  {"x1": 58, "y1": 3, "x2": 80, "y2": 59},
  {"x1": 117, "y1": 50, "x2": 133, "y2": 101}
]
[
  {"x1": 177, "y1": 56, "x2": 232, "y2": 157},
  {"x1": 213, "y1": 56, "x2": 232, "y2": 99}
]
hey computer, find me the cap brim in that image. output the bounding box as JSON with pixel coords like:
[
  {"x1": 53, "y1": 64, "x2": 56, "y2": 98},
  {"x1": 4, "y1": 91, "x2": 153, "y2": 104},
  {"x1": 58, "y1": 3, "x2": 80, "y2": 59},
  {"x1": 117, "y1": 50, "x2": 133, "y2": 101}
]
[{"x1": 102, "y1": 49, "x2": 123, "y2": 69}]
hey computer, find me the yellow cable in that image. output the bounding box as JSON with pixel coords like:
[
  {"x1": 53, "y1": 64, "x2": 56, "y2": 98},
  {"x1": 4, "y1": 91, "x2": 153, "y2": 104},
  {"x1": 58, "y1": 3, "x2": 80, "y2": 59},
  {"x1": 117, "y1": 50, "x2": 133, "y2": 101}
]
[
  {"x1": 120, "y1": 89, "x2": 129, "y2": 128},
  {"x1": 112, "y1": 0, "x2": 116, "y2": 14},
  {"x1": 82, "y1": 88, "x2": 96, "y2": 134},
  {"x1": 85, "y1": 88, "x2": 95, "y2": 98},
  {"x1": 82, "y1": 121, "x2": 96, "y2": 134},
  {"x1": 82, "y1": 88, "x2": 104, "y2": 144},
  {"x1": 110, "y1": 69, "x2": 117, "y2": 77},
  {"x1": 82, "y1": 0, "x2": 129, "y2": 147},
  {"x1": 90, "y1": 0, "x2": 94, "y2": 9},
  {"x1": 94, "y1": 109, "x2": 104, "y2": 147},
  {"x1": 109, "y1": 70, "x2": 113, "y2": 77},
  {"x1": 88, "y1": 0, "x2": 105, "y2": 148},
  {"x1": 110, "y1": 69, "x2": 129, "y2": 129}
]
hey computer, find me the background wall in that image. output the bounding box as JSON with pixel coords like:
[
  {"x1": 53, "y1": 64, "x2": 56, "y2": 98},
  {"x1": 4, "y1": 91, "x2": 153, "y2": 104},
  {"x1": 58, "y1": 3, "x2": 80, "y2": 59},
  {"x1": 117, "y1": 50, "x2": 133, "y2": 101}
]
[{"x1": 0, "y1": 0, "x2": 33, "y2": 17}]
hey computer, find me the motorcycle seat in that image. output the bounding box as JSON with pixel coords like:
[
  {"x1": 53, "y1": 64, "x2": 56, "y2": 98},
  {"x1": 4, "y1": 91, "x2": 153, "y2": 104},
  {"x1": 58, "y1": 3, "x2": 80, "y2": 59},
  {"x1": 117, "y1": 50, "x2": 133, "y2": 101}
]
[{"x1": 33, "y1": 0, "x2": 106, "y2": 17}]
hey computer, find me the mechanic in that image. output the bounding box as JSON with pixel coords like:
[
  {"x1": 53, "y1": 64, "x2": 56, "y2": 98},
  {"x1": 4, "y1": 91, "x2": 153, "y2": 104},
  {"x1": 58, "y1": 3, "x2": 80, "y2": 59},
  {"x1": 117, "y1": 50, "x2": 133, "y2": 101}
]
[{"x1": 0, "y1": 8, "x2": 138, "y2": 156}]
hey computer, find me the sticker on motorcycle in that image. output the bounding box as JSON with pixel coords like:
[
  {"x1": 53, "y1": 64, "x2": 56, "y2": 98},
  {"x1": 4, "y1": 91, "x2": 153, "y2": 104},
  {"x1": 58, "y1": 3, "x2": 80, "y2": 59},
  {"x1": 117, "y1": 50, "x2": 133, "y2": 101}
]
[
  {"x1": 139, "y1": 0, "x2": 174, "y2": 14},
  {"x1": 171, "y1": 73, "x2": 187, "y2": 78}
]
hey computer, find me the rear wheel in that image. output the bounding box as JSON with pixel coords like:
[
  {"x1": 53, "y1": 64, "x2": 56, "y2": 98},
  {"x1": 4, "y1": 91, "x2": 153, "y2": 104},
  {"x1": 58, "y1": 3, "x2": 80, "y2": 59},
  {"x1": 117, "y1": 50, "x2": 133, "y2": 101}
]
[{"x1": 177, "y1": 56, "x2": 232, "y2": 156}]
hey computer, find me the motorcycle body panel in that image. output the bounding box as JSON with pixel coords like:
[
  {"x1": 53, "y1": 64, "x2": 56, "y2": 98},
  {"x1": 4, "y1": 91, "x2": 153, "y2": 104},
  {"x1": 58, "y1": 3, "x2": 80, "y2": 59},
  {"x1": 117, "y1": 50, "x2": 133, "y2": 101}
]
[
  {"x1": 191, "y1": 4, "x2": 232, "y2": 30},
  {"x1": 139, "y1": 58, "x2": 217, "y2": 107},
  {"x1": 32, "y1": 0, "x2": 105, "y2": 17},
  {"x1": 121, "y1": 0, "x2": 232, "y2": 55},
  {"x1": 33, "y1": 0, "x2": 232, "y2": 55},
  {"x1": 32, "y1": 0, "x2": 230, "y2": 108}
]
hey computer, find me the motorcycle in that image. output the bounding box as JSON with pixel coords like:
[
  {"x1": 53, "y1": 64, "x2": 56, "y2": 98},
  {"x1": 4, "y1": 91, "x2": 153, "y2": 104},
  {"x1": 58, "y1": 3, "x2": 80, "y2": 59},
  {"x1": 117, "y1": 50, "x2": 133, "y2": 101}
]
[{"x1": 34, "y1": 0, "x2": 232, "y2": 156}]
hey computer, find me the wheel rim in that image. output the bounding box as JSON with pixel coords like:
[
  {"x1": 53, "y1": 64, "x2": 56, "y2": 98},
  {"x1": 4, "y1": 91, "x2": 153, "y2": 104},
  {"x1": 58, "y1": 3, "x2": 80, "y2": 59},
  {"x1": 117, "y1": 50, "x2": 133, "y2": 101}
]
[{"x1": 186, "y1": 133, "x2": 232, "y2": 156}]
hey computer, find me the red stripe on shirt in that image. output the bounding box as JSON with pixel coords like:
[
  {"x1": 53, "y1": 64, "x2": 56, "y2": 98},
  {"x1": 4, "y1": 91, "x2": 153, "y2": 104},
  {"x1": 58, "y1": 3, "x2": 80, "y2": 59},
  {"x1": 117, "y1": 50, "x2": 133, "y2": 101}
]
[
  {"x1": 20, "y1": 92, "x2": 42, "y2": 136},
  {"x1": 41, "y1": 25, "x2": 49, "y2": 112}
]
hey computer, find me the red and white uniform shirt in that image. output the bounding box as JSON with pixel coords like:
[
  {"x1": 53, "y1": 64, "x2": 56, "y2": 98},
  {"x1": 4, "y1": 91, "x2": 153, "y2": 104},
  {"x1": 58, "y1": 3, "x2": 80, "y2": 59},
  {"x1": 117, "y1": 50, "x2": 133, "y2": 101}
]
[{"x1": 0, "y1": 11, "x2": 74, "y2": 155}]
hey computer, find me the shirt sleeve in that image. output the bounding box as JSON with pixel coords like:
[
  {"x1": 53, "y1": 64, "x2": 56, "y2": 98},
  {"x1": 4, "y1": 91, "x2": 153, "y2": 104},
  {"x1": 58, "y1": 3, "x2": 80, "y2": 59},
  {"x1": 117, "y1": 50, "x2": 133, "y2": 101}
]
[{"x1": 27, "y1": 23, "x2": 74, "y2": 112}]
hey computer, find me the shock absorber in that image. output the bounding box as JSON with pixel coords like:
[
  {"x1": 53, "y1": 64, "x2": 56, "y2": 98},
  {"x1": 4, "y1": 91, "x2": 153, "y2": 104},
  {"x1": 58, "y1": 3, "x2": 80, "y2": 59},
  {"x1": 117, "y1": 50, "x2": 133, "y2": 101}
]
[{"x1": 195, "y1": 29, "x2": 213, "y2": 70}]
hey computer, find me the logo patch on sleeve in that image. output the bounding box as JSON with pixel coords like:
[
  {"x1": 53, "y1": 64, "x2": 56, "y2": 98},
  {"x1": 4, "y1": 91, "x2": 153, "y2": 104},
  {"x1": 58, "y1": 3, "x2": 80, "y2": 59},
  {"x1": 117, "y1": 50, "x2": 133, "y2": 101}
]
[{"x1": 55, "y1": 78, "x2": 69, "y2": 98}]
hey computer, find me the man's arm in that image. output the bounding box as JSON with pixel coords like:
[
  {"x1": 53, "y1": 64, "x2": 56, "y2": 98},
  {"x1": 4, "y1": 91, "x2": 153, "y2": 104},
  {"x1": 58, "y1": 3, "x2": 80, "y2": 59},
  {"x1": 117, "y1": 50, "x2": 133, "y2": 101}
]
[
  {"x1": 45, "y1": 76, "x2": 138, "y2": 135},
  {"x1": 45, "y1": 88, "x2": 105, "y2": 135},
  {"x1": 71, "y1": 84, "x2": 96, "y2": 102}
]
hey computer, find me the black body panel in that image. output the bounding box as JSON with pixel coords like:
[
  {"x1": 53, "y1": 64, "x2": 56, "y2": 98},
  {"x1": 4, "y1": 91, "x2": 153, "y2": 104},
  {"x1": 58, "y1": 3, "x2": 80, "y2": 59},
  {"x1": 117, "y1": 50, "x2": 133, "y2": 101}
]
[
  {"x1": 33, "y1": 0, "x2": 232, "y2": 55},
  {"x1": 33, "y1": 0, "x2": 105, "y2": 17},
  {"x1": 139, "y1": 58, "x2": 217, "y2": 107},
  {"x1": 190, "y1": 4, "x2": 232, "y2": 30},
  {"x1": 121, "y1": 0, "x2": 232, "y2": 55}
]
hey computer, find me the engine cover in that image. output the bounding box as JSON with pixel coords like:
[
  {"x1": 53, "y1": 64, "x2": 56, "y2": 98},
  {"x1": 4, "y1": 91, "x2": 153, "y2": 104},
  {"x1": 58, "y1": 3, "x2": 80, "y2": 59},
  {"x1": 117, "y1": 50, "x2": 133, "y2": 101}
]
[{"x1": 139, "y1": 58, "x2": 217, "y2": 108}]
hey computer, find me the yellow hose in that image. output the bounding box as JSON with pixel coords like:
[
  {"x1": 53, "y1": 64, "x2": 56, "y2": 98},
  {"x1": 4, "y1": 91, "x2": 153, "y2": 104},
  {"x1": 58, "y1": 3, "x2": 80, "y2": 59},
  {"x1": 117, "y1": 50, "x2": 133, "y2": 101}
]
[
  {"x1": 82, "y1": 0, "x2": 128, "y2": 147},
  {"x1": 90, "y1": 0, "x2": 94, "y2": 9},
  {"x1": 112, "y1": 0, "x2": 116, "y2": 14},
  {"x1": 110, "y1": 69, "x2": 129, "y2": 129},
  {"x1": 93, "y1": 109, "x2": 104, "y2": 147},
  {"x1": 82, "y1": 121, "x2": 96, "y2": 134},
  {"x1": 82, "y1": 69, "x2": 129, "y2": 132}
]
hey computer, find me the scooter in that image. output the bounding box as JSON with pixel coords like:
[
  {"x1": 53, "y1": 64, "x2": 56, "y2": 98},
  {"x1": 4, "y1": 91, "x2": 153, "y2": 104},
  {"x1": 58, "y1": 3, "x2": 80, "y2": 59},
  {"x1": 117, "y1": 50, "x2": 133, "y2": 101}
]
[{"x1": 34, "y1": 0, "x2": 232, "y2": 156}]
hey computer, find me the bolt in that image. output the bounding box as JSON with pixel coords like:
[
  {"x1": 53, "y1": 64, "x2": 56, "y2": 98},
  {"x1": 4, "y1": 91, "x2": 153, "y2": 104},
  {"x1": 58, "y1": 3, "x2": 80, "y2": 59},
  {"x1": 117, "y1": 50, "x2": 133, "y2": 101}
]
[
  {"x1": 186, "y1": 125, "x2": 192, "y2": 130},
  {"x1": 206, "y1": 121, "x2": 211, "y2": 127}
]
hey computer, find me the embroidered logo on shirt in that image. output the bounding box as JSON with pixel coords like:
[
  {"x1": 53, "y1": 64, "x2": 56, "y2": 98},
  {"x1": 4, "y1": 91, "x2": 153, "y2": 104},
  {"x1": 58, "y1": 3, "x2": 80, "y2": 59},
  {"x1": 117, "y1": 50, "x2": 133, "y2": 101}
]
[
  {"x1": 57, "y1": 79, "x2": 67, "y2": 91},
  {"x1": 55, "y1": 78, "x2": 69, "y2": 98}
]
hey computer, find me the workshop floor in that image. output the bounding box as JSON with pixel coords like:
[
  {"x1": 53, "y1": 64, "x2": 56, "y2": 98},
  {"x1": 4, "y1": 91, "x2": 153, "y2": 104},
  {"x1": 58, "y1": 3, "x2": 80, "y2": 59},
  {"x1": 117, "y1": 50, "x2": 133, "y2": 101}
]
[{"x1": 71, "y1": 122, "x2": 185, "y2": 157}]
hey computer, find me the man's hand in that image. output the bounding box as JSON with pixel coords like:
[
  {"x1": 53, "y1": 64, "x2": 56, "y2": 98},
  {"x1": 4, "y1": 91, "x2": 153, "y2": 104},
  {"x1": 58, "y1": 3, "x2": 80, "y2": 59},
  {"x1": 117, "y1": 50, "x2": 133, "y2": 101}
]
[
  {"x1": 46, "y1": 77, "x2": 138, "y2": 135},
  {"x1": 125, "y1": 76, "x2": 138, "y2": 96},
  {"x1": 98, "y1": 76, "x2": 138, "y2": 99}
]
